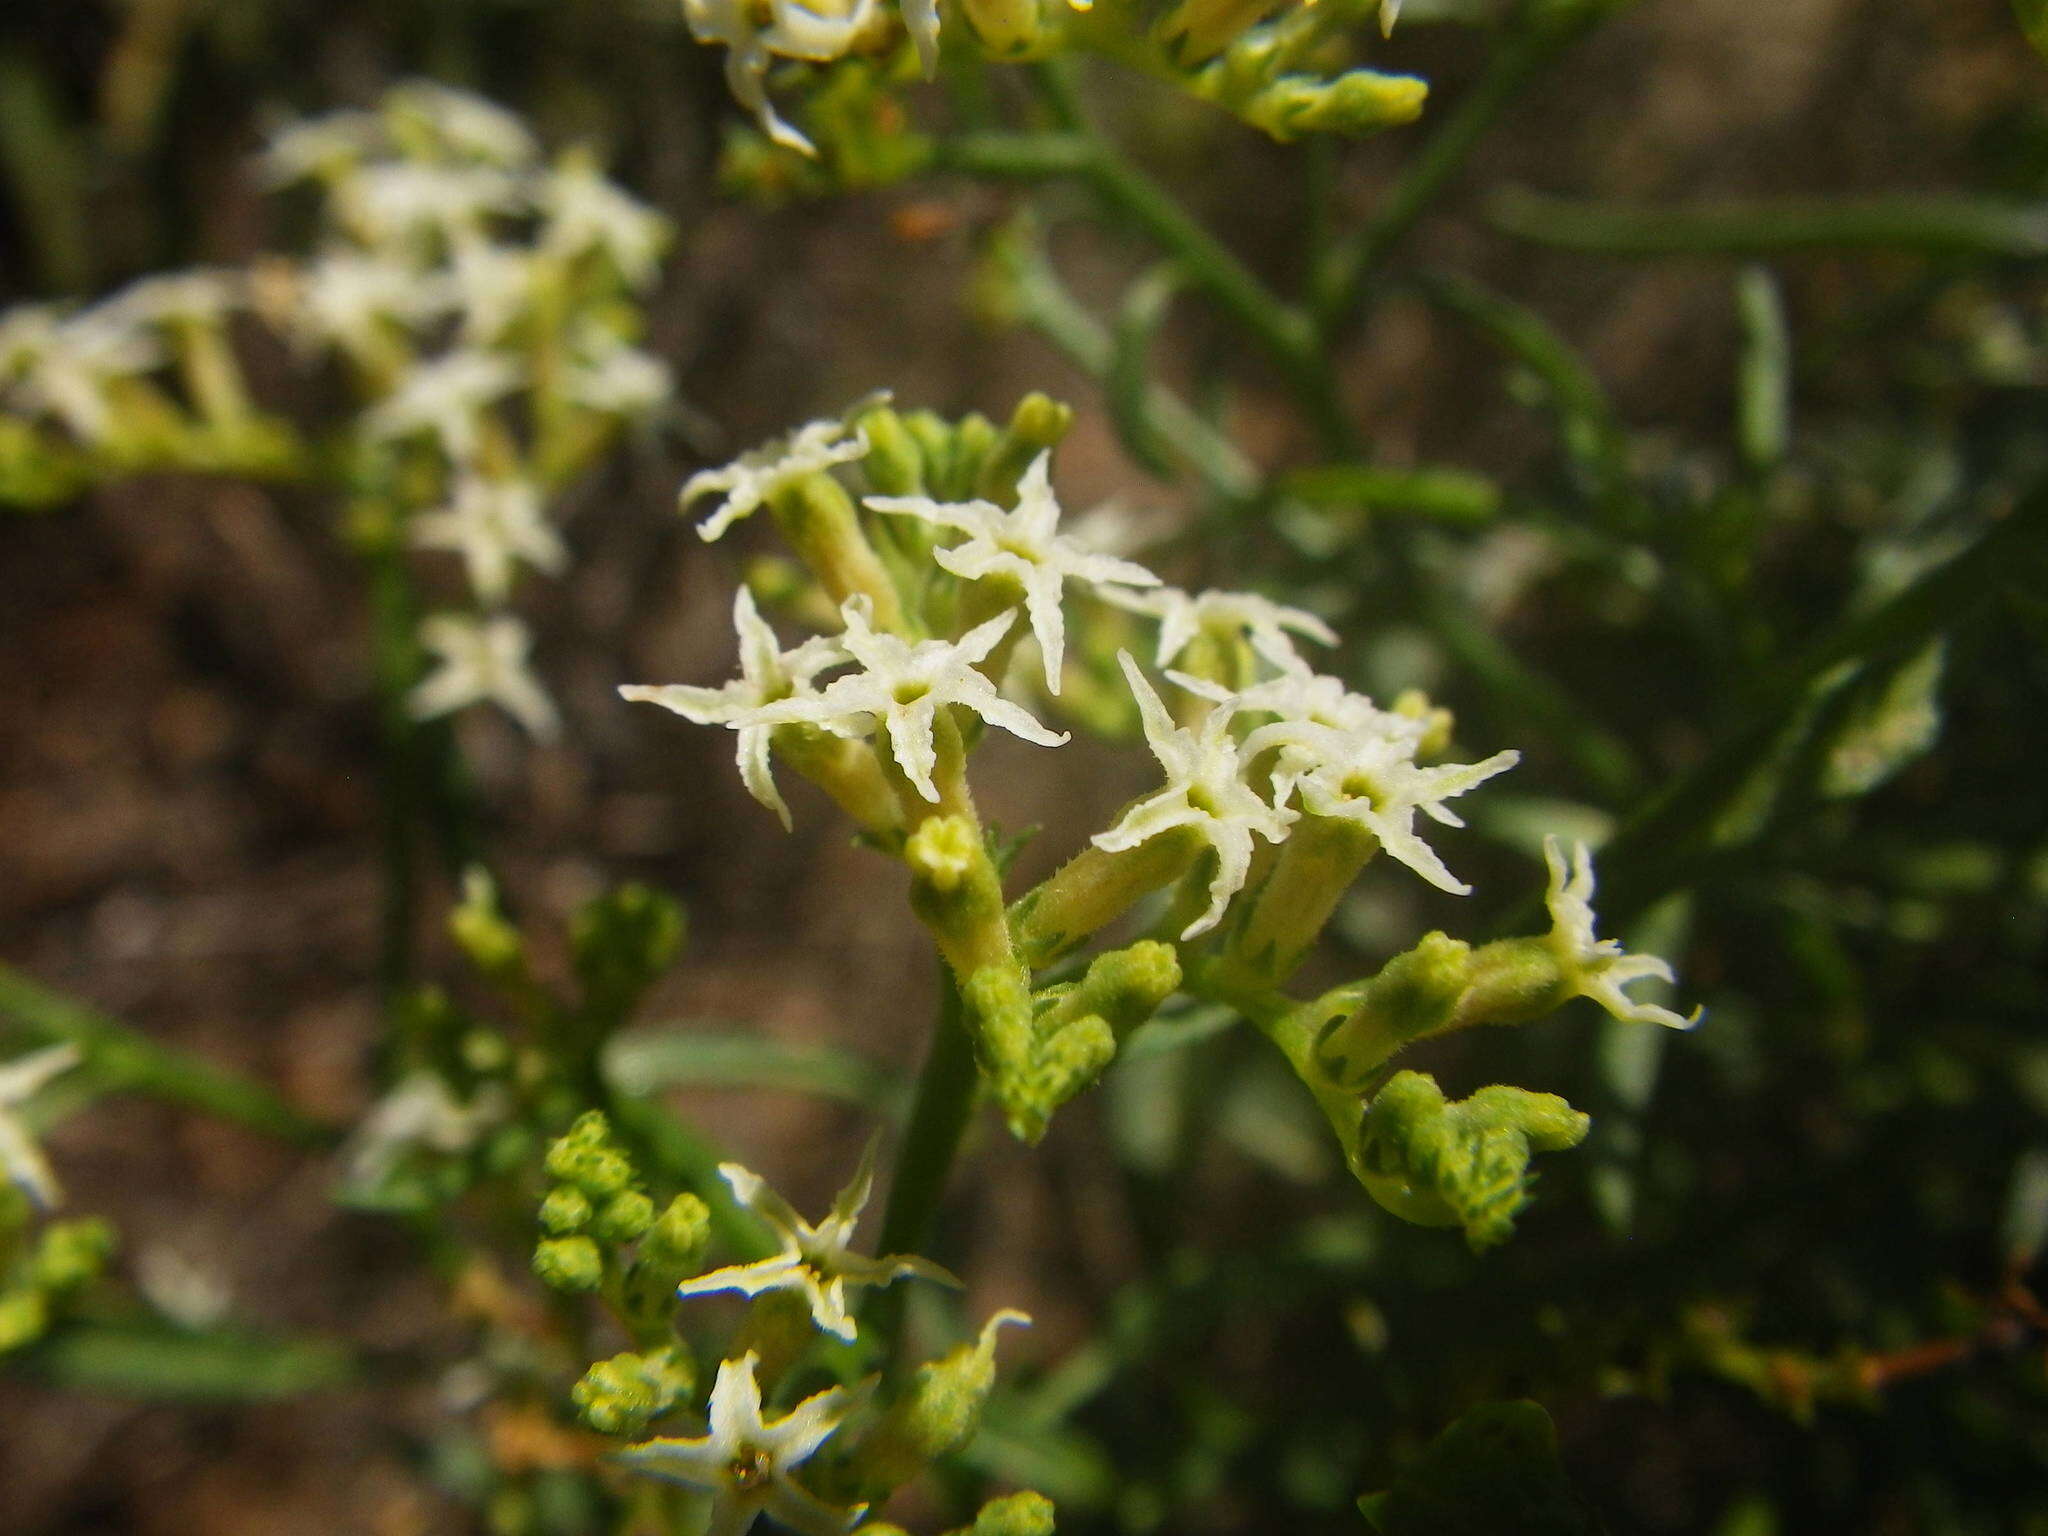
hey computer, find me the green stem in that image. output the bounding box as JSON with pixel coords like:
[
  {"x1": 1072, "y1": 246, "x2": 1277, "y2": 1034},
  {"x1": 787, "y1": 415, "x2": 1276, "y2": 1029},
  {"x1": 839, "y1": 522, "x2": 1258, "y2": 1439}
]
[
  {"x1": 364, "y1": 535, "x2": 426, "y2": 1013},
  {"x1": 1489, "y1": 188, "x2": 2048, "y2": 259},
  {"x1": 877, "y1": 967, "x2": 981, "y2": 1262},
  {"x1": 0, "y1": 964, "x2": 332, "y2": 1146}
]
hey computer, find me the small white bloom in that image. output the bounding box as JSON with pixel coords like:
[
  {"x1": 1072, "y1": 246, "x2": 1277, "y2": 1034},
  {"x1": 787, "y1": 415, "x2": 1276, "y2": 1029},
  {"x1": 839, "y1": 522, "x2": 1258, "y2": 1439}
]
[
  {"x1": 262, "y1": 109, "x2": 384, "y2": 186},
  {"x1": 1093, "y1": 652, "x2": 1295, "y2": 940},
  {"x1": 335, "y1": 162, "x2": 524, "y2": 248},
  {"x1": 0, "y1": 1043, "x2": 81, "y2": 1211},
  {"x1": 536, "y1": 156, "x2": 669, "y2": 287},
  {"x1": 867, "y1": 451, "x2": 1160, "y2": 694},
  {"x1": 0, "y1": 304, "x2": 162, "y2": 444},
  {"x1": 104, "y1": 269, "x2": 247, "y2": 330},
  {"x1": 448, "y1": 240, "x2": 541, "y2": 345},
  {"x1": 763, "y1": 0, "x2": 880, "y2": 62},
  {"x1": 1542, "y1": 837, "x2": 1701, "y2": 1029},
  {"x1": 615, "y1": 1351, "x2": 867, "y2": 1536},
  {"x1": 364, "y1": 348, "x2": 522, "y2": 462},
  {"x1": 410, "y1": 473, "x2": 566, "y2": 606},
  {"x1": 1239, "y1": 664, "x2": 1518, "y2": 896},
  {"x1": 339, "y1": 1070, "x2": 512, "y2": 1191},
  {"x1": 410, "y1": 613, "x2": 559, "y2": 738},
  {"x1": 619, "y1": 586, "x2": 848, "y2": 829},
  {"x1": 681, "y1": 0, "x2": 816, "y2": 156},
  {"x1": 900, "y1": 0, "x2": 942, "y2": 75},
  {"x1": 674, "y1": 1137, "x2": 957, "y2": 1341},
  {"x1": 564, "y1": 340, "x2": 671, "y2": 419},
  {"x1": 684, "y1": 409, "x2": 873, "y2": 541},
  {"x1": 764, "y1": 597, "x2": 1069, "y2": 803},
  {"x1": 383, "y1": 80, "x2": 539, "y2": 168},
  {"x1": 288, "y1": 251, "x2": 456, "y2": 355},
  {"x1": 1101, "y1": 584, "x2": 1338, "y2": 670}
]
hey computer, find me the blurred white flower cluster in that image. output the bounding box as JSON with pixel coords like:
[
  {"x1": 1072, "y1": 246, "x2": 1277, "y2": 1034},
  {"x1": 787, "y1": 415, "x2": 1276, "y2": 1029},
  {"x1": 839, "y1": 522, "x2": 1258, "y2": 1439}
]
[{"x1": 260, "y1": 81, "x2": 676, "y2": 741}]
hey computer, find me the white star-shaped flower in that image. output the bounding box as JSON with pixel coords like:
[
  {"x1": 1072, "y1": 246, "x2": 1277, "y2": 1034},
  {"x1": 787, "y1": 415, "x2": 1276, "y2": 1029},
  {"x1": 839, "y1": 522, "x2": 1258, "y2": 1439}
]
[
  {"x1": 684, "y1": 410, "x2": 873, "y2": 542},
  {"x1": 1542, "y1": 837, "x2": 1701, "y2": 1029},
  {"x1": 410, "y1": 613, "x2": 559, "y2": 738},
  {"x1": 384, "y1": 80, "x2": 539, "y2": 168},
  {"x1": 674, "y1": 1138, "x2": 958, "y2": 1341},
  {"x1": 104, "y1": 269, "x2": 246, "y2": 330},
  {"x1": 1236, "y1": 664, "x2": 1518, "y2": 896},
  {"x1": 447, "y1": 240, "x2": 541, "y2": 345},
  {"x1": 285, "y1": 251, "x2": 456, "y2": 356},
  {"x1": 1, "y1": 303, "x2": 166, "y2": 444},
  {"x1": 619, "y1": 587, "x2": 848, "y2": 829},
  {"x1": 410, "y1": 473, "x2": 566, "y2": 606},
  {"x1": 1093, "y1": 652, "x2": 1295, "y2": 940},
  {"x1": 762, "y1": 0, "x2": 880, "y2": 62},
  {"x1": 615, "y1": 1352, "x2": 867, "y2": 1536},
  {"x1": 335, "y1": 162, "x2": 524, "y2": 249},
  {"x1": 564, "y1": 340, "x2": 671, "y2": 419},
  {"x1": 261, "y1": 109, "x2": 384, "y2": 187},
  {"x1": 1102, "y1": 585, "x2": 1337, "y2": 671},
  {"x1": 536, "y1": 156, "x2": 670, "y2": 287},
  {"x1": 0, "y1": 1043, "x2": 81, "y2": 1211},
  {"x1": 339, "y1": 1070, "x2": 510, "y2": 1192},
  {"x1": 364, "y1": 348, "x2": 522, "y2": 462},
  {"x1": 681, "y1": 0, "x2": 816, "y2": 156},
  {"x1": 866, "y1": 451, "x2": 1160, "y2": 694},
  {"x1": 763, "y1": 597, "x2": 1069, "y2": 803}
]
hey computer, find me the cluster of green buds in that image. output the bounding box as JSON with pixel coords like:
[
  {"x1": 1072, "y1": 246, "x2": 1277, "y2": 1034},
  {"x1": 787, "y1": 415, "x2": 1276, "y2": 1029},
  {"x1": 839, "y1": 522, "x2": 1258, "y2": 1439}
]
[
  {"x1": 338, "y1": 872, "x2": 687, "y2": 1213},
  {"x1": 694, "y1": 0, "x2": 1425, "y2": 198},
  {"x1": 258, "y1": 81, "x2": 675, "y2": 741},
  {"x1": 625, "y1": 387, "x2": 1700, "y2": 1248},
  {"x1": 535, "y1": 1117, "x2": 1047, "y2": 1533},
  {"x1": 0, "y1": 1044, "x2": 114, "y2": 1354}
]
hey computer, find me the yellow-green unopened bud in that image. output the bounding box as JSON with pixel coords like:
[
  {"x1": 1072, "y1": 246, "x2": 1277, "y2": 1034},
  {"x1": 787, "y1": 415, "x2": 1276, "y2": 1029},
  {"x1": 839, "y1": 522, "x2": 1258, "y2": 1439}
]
[
  {"x1": 534, "y1": 1235, "x2": 606, "y2": 1292},
  {"x1": 979, "y1": 392, "x2": 1073, "y2": 502},
  {"x1": 540, "y1": 1186, "x2": 595, "y2": 1235},
  {"x1": 857, "y1": 407, "x2": 925, "y2": 497},
  {"x1": 864, "y1": 1310, "x2": 1031, "y2": 1487},
  {"x1": 1157, "y1": 0, "x2": 1282, "y2": 65},
  {"x1": 945, "y1": 413, "x2": 999, "y2": 501},
  {"x1": 450, "y1": 867, "x2": 523, "y2": 980},
  {"x1": 572, "y1": 1345, "x2": 697, "y2": 1436},
  {"x1": 1451, "y1": 935, "x2": 1574, "y2": 1030},
  {"x1": 970, "y1": 1491, "x2": 1057, "y2": 1536},
  {"x1": 1318, "y1": 931, "x2": 1474, "y2": 1087},
  {"x1": 636, "y1": 1193, "x2": 712, "y2": 1285},
  {"x1": 961, "y1": 0, "x2": 1046, "y2": 55},
  {"x1": 1240, "y1": 70, "x2": 1429, "y2": 143},
  {"x1": 594, "y1": 1190, "x2": 657, "y2": 1244},
  {"x1": 908, "y1": 814, "x2": 983, "y2": 895},
  {"x1": 1391, "y1": 690, "x2": 1454, "y2": 758},
  {"x1": 0, "y1": 1288, "x2": 50, "y2": 1355},
  {"x1": 29, "y1": 1219, "x2": 115, "y2": 1294},
  {"x1": 1037, "y1": 941, "x2": 1182, "y2": 1041}
]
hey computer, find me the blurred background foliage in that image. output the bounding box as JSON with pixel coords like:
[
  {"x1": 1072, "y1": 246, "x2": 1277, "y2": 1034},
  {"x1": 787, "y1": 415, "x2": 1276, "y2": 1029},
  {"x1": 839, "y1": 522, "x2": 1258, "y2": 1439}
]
[{"x1": 4, "y1": 0, "x2": 2048, "y2": 1533}]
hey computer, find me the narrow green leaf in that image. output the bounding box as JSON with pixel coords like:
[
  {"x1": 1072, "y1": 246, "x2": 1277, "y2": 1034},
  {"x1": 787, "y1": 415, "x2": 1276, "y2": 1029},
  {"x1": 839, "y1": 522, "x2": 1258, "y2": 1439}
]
[
  {"x1": 1281, "y1": 463, "x2": 1502, "y2": 525},
  {"x1": 603, "y1": 1026, "x2": 909, "y2": 1119},
  {"x1": 23, "y1": 1320, "x2": 358, "y2": 1401}
]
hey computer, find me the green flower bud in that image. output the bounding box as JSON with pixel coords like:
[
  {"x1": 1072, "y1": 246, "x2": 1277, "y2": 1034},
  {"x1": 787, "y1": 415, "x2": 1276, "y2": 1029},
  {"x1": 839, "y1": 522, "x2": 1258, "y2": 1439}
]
[
  {"x1": 1157, "y1": 0, "x2": 1282, "y2": 66},
  {"x1": 533, "y1": 1236, "x2": 606, "y2": 1293},
  {"x1": 30, "y1": 1219, "x2": 116, "y2": 1294},
  {"x1": 944, "y1": 414, "x2": 999, "y2": 501},
  {"x1": 768, "y1": 471, "x2": 905, "y2": 629},
  {"x1": 1037, "y1": 941, "x2": 1182, "y2": 1041},
  {"x1": 0, "y1": 1287, "x2": 51, "y2": 1355},
  {"x1": 573, "y1": 884, "x2": 687, "y2": 1019},
  {"x1": 594, "y1": 1190, "x2": 657, "y2": 1245},
  {"x1": 862, "y1": 1310, "x2": 1031, "y2": 1487},
  {"x1": 978, "y1": 393, "x2": 1074, "y2": 504},
  {"x1": 1238, "y1": 70, "x2": 1429, "y2": 143},
  {"x1": 572, "y1": 1344, "x2": 697, "y2": 1436},
  {"x1": 857, "y1": 406, "x2": 926, "y2": 497},
  {"x1": 635, "y1": 1193, "x2": 713, "y2": 1286},
  {"x1": 540, "y1": 1186, "x2": 595, "y2": 1235},
  {"x1": 450, "y1": 868, "x2": 524, "y2": 981},
  {"x1": 1006, "y1": 1014, "x2": 1115, "y2": 1144},
  {"x1": 960, "y1": 0, "x2": 1048, "y2": 57},
  {"x1": 907, "y1": 814, "x2": 984, "y2": 896},
  {"x1": 1318, "y1": 932, "x2": 1475, "y2": 1088},
  {"x1": 1450, "y1": 936, "x2": 1575, "y2": 1031},
  {"x1": 1354, "y1": 1072, "x2": 1589, "y2": 1250},
  {"x1": 968, "y1": 1491, "x2": 1057, "y2": 1536}
]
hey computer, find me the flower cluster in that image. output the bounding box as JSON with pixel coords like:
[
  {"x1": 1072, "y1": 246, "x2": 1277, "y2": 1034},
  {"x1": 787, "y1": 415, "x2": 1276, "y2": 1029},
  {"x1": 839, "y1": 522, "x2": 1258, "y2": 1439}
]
[
  {"x1": 536, "y1": 1115, "x2": 1044, "y2": 1536},
  {"x1": 692, "y1": 0, "x2": 1428, "y2": 193},
  {"x1": 261, "y1": 81, "x2": 674, "y2": 740},
  {"x1": 623, "y1": 392, "x2": 1697, "y2": 1220}
]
